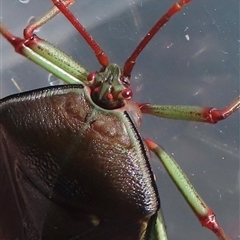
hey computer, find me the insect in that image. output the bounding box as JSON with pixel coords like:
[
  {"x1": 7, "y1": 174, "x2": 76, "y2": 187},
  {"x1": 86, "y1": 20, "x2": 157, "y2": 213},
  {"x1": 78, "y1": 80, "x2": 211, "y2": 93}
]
[{"x1": 0, "y1": 0, "x2": 240, "y2": 239}]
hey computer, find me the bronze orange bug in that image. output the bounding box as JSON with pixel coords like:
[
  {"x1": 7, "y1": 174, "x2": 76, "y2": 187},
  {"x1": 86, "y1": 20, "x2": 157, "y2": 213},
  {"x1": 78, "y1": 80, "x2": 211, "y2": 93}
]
[{"x1": 0, "y1": 0, "x2": 240, "y2": 240}]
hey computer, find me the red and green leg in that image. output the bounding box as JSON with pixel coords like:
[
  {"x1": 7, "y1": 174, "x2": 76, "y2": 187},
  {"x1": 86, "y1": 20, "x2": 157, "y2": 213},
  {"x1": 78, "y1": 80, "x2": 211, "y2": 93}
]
[
  {"x1": 145, "y1": 138, "x2": 230, "y2": 240},
  {"x1": 141, "y1": 99, "x2": 240, "y2": 239},
  {"x1": 140, "y1": 97, "x2": 240, "y2": 123}
]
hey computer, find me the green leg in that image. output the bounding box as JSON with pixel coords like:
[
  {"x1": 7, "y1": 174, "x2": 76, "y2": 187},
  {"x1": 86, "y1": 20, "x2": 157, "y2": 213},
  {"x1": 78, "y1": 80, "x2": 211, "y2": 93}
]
[
  {"x1": 155, "y1": 210, "x2": 168, "y2": 240},
  {"x1": 0, "y1": 21, "x2": 87, "y2": 85},
  {"x1": 0, "y1": 0, "x2": 112, "y2": 82},
  {"x1": 24, "y1": 0, "x2": 74, "y2": 38},
  {"x1": 0, "y1": 2, "x2": 89, "y2": 85},
  {"x1": 140, "y1": 97, "x2": 240, "y2": 123},
  {"x1": 145, "y1": 138, "x2": 230, "y2": 240},
  {"x1": 143, "y1": 210, "x2": 168, "y2": 240}
]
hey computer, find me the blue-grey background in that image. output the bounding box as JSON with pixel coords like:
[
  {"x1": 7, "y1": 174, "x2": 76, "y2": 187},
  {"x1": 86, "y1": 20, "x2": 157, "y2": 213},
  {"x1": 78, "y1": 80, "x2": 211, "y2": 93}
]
[{"x1": 0, "y1": 0, "x2": 239, "y2": 239}]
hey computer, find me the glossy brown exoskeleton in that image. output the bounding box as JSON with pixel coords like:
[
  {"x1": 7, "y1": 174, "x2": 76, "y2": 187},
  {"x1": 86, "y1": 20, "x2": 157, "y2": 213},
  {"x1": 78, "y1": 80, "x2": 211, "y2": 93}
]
[{"x1": 1, "y1": 0, "x2": 239, "y2": 239}]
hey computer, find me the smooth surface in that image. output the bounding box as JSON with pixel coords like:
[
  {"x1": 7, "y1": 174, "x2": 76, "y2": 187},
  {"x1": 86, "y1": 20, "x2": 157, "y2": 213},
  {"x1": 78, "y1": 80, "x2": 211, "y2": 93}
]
[{"x1": 0, "y1": 0, "x2": 239, "y2": 239}]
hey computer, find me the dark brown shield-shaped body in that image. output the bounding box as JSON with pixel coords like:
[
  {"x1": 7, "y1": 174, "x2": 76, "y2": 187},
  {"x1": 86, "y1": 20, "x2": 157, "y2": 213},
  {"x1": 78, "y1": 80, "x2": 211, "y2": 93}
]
[{"x1": 0, "y1": 85, "x2": 159, "y2": 240}]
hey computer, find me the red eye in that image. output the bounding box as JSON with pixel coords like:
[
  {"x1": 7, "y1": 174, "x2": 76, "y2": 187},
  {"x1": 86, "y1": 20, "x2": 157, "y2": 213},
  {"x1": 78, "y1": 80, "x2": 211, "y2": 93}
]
[
  {"x1": 122, "y1": 88, "x2": 133, "y2": 99},
  {"x1": 87, "y1": 72, "x2": 96, "y2": 82}
]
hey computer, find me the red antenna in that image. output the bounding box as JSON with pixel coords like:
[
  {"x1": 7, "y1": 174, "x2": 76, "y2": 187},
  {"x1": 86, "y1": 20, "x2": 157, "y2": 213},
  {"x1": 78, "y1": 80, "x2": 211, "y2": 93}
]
[
  {"x1": 123, "y1": 0, "x2": 192, "y2": 77},
  {"x1": 51, "y1": 0, "x2": 109, "y2": 67},
  {"x1": 50, "y1": 0, "x2": 192, "y2": 76}
]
